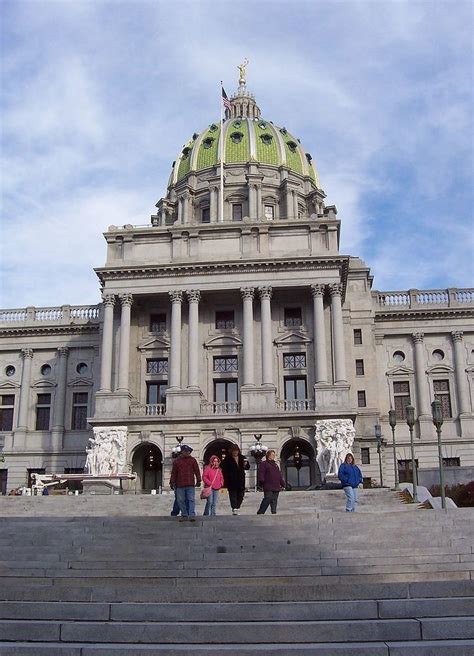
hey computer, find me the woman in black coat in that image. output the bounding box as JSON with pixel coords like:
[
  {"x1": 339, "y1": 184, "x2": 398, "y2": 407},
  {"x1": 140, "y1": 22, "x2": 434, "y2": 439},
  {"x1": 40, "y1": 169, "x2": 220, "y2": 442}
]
[{"x1": 221, "y1": 445, "x2": 250, "y2": 515}]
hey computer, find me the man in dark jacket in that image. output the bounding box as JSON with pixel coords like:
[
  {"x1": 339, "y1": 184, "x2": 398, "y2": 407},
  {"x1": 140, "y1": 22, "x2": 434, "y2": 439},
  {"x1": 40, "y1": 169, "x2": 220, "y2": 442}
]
[
  {"x1": 256, "y1": 450, "x2": 285, "y2": 515},
  {"x1": 169, "y1": 445, "x2": 201, "y2": 521}
]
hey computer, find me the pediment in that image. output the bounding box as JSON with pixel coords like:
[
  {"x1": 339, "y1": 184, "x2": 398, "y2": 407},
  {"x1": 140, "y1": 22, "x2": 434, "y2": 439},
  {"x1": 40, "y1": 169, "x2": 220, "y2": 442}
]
[
  {"x1": 426, "y1": 364, "x2": 454, "y2": 374},
  {"x1": 386, "y1": 365, "x2": 414, "y2": 376},
  {"x1": 0, "y1": 380, "x2": 20, "y2": 389},
  {"x1": 138, "y1": 335, "x2": 170, "y2": 351},
  {"x1": 31, "y1": 379, "x2": 57, "y2": 389},
  {"x1": 68, "y1": 377, "x2": 94, "y2": 388},
  {"x1": 274, "y1": 331, "x2": 312, "y2": 346},
  {"x1": 204, "y1": 334, "x2": 243, "y2": 348}
]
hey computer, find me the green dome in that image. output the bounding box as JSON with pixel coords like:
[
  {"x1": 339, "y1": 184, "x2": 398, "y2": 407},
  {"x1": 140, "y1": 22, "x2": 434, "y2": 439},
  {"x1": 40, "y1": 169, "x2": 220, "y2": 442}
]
[{"x1": 169, "y1": 117, "x2": 320, "y2": 188}]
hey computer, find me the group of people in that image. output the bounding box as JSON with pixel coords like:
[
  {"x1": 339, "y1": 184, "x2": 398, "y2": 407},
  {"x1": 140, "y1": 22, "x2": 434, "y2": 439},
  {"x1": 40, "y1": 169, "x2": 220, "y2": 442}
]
[{"x1": 169, "y1": 444, "x2": 363, "y2": 520}]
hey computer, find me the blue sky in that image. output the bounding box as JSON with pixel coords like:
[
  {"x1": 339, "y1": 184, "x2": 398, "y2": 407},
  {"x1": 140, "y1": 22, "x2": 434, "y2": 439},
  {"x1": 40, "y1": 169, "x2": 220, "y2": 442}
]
[{"x1": 1, "y1": 0, "x2": 473, "y2": 308}]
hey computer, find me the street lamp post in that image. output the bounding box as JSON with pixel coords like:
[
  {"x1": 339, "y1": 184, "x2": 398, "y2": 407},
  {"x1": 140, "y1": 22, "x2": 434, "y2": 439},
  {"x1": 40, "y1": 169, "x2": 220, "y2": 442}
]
[
  {"x1": 405, "y1": 405, "x2": 418, "y2": 503},
  {"x1": 431, "y1": 400, "x2": 446, "y2": 510},
  {"x1": 250, "y1": 434, "x2": 267, "y2": 491},
  {"x1": 388, "y1": 409, "x2": 399, "y2": 490},
  {"x1": 374, "y1": 424, "x2": 384, "y2": 487}
]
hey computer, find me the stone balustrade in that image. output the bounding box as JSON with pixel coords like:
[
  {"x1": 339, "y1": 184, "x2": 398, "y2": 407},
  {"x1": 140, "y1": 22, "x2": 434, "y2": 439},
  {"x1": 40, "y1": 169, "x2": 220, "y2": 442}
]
[
  {"x1": 0, "y1": 304, "x2": 101, "y2": 325},
  {"x1": 201, "y1": 401, "x2": 240, "y2": 415},
  {"x1": 373, "y1": 288, "x2": 474, "y2": 310},
  {"x1": 276, "y1": 399, "x2": 315, "y2": 412},
  {"x1": 129, "y1": 404, "x2": 166, "y2": 417}
]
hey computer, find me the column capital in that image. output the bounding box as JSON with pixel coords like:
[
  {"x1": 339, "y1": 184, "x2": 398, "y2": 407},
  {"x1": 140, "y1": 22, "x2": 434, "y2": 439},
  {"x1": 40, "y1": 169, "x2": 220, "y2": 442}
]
[
  {"x1": 412, "y1": 332, "x2": 424, "y2": 344},
  {"x1": 451, "y1": 330, "x2": 463, "y2": 343},
  {"x1": 102, "y1": 294, "x2": 115, "y2": 307},
  {"x1": 57, "y1": 347, "x2": 69, "y2": 358},
  {"x1": 258, "y1": 286, "x2": 272, "y2": 300},
  {"x1": 186, "y1": 289, "x2": 201, "y2": 303},
  {"x1": 328, "y1": 283, "x2": 343, "y2": 297},
  {"x1": 169, "y1": 290, "x2": 184, "y2": 304},
  {"x1": 119, "y1": 293, "x2": 133, "y2": 307},
  {"x1": 240, "y1": 287, "x2": 255, "y2": 300},
  {"x1": 20, "y1": 348, "x2": 34, "y2": 360},
  {"x1": 311, "y1": 283, "x2": 326, "y2": 298}
]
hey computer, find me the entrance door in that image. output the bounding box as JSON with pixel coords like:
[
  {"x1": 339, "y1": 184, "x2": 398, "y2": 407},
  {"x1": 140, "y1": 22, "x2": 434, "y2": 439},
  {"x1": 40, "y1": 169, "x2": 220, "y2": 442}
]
[
  {"x1": 281, "y1": 439, "x2": 318, "y2": 490},
  {"x1": 202, "y1": 439, "x2": 235, "y2": 465},
  {"x1": 132, "y1": 444, "x2": 163, "y2": 491},
  {"x1": 0, "y1": 470, "x2": 7, "y2": 495}
]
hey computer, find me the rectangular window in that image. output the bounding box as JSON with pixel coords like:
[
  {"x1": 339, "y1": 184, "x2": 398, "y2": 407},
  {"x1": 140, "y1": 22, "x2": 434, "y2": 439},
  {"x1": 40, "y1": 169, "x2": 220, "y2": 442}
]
[
  {"x1": 215, "y1": 310, "x2": 235, "y2": 329},
  {"x1": 283, "y1": 353, "x2": 307, "y2": 369},
  {"x1": 357, "y1": 390, "x2": 367, "y2": 407},
  {"x1": 232, "y1": 204, "x2": 242, "y2": 221},
  {"x1": 147, "y1": 359, "x2": 169, "y2": 374},
  {"x1": 355, "y1": 359, "x2": 365, "y2": 376},
  {"x1": 393, "y1": 381, "x2": 411, "y2": 420},
  {"x1": 264, "y1": 205, "x2": 274, "y2": 220},
  {"x1": 284, "y1": 376, "x2": 307, "y2": 401},
  {"x1": 35, "y1": 394, "x2": 51, "y2": 431},
  {"x1": 284, "y1": 307, "x2": 302, "y2": 328},
  {"x1": 443, "y1": 457, "x2": 460, "y2": 467},
  {"x1": 0, "y1": 469, "x2": 7, "y2": 496},
  {"x1": 361, "y1": 447, "x2": 370, "y2": 465},
  {"x1": 71, "y1": 392, "x2": 88, "y2": 430},
  {"x1": 213, "y1": 356, "x2": 238, "y2": 373},
  {"x1": 149, "y1": 313, "x2": 166, "y2": 333},
  {"x1": 398, "y1": 459, "x2": 418, "y2": 484},
  {"x1": 353, "y1": 329, "x2": 362, "y2": 345},
  {"x1": 214, "y1": 380, "x2": 238, "y2": 403},
  {"x1": 0, "y1": 395, "x2": 15, "y2": 431},
  {"x1": 433, "y1": 379, "x2": 452, "y2": 418},
  {"x1": 201, "y1": 207, "x2": 210, "y2": 223},
  {"x1": 146, "y1": 382, "x2": 168, "y2": 405}
]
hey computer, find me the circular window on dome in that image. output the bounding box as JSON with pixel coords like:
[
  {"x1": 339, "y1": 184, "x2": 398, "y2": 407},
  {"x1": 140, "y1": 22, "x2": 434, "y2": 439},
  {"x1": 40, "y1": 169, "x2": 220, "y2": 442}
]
[
  {"x1": 279, "y1": 127, "x2": 287, "y2": 135},
  {"x1": 76, "y1": 362, "x2": 88, "y2": 375},
  {"x1": 202, "y1": 137, "x2": 215, "y2": 149},
  {"x1": 5, "y1": 365, "x2": 15, "y2": 377},
  {"x1": 287, "y1": 140, "x2": 298, "y2": 153},
  {"x1": 233, "y1": 120, "x2": 242, "y2": 128},
  {"x1": 181, "y1": 146, "x2": 191, "y2": 158},
  {"x1": 209, "y1": 123, "x2": 218, "y2": 132},
  {"x1": 260, "y1": 133, "x2": 273, "y2": 146},
  {"x1": 258, "y1": 121, "x2": 267, "y2": 129},
  {"x1": 393, "y1": 351, "x2": 405, "y2": 363},
  {"x1": 230, "y1": 131, "x2": 243, "y2": 144},
  {"x1": 41, "y1": 364, "x2": 52, "y2": 376},
  {"x1": 432, "y1": 349, "x2": 445, "y2": 361}
]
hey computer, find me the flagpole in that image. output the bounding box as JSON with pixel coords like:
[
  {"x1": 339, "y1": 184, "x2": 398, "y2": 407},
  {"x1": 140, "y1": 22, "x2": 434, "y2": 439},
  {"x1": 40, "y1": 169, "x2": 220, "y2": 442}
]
[{"x1": 219, "y1": 81, "x2": 224, "y2": 223}]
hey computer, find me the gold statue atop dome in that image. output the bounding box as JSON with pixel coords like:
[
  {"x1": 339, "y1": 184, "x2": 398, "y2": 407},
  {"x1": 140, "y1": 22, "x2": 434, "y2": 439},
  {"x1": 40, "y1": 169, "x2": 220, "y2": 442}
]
[{"x1": 238, "y1": 58, "x2": 249, "y2": 86}]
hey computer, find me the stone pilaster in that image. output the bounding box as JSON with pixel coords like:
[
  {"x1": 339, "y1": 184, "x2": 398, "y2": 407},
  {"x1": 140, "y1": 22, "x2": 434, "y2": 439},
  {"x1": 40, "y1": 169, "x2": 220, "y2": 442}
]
[
  {"x1": 240, "y1": 288, "x2": 255, "y2": 386},
  {"x1": 16, "y1": 348, "x2": 34, "y2": 432},
  {"x1": 311, "y1": 284, "x2": 328, "y2": 384},
  {"x1": 99, "y1": 294, "x2": 115, "y2": 392},
  {"x1": 258, "y1": 286, "x2": 273, "y2": 386},
  {"x1": 169, "y1": 291, "x2": 183, "y2": 389},
  {"x1": 412, "y1": 332, "x2": 430, "y2": 418},
  {"x1": 329, "y1": 283, "x2": 347, "y2": 383},
  {"x1": 117, "y1": 294, "x2": 133, "y2": 393},
  {"x1": 451, "y1": 331, "x2": 470, "y2": 415},
  {"x1": 187, "y1": 290, "x2": 201, "y2": 388},
  {"x1": 52, "y1": 347, "x2": 69, "y2": 446}
]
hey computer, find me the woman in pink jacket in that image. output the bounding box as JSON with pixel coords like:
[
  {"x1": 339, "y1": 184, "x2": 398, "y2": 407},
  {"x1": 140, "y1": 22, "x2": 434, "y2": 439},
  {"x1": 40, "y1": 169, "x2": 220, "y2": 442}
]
[{"x1": 202, "y1": 455, "x2": 224, "y2": 516}]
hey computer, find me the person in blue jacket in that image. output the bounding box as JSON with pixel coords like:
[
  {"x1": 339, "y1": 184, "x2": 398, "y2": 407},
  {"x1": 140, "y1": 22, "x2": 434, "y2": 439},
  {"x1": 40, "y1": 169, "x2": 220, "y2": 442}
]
[{"x1": 338, "y1": 453, "x2": 363, "y2": 512}]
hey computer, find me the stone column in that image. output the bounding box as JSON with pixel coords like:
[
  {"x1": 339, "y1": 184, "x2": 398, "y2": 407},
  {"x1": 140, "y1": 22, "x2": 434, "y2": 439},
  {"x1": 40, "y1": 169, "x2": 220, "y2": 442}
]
[
  {"x1": 210, "y1": 186, "x2": 218, "y2": 223},
  {"x1": 451, "y1": 331, "x2": 470, "y2": 415},
  {"x1": 99, "y1": 294, "x2": 115, "y2": 392},
  {"x1": 412, "y1": 333, "x2": 430, "y2": 417},
  {"x1": 293, "y1": 190, "x2": 299, "y2": 218},
  {"x1": 249, "y1": 184, "x2": 257, "y2": 220},
  {"x1": 329, "y1": 283, "x2": 347, "y2": 383},
  {"x1": 256, "y1": 185, "x2": 262, "y2": 220},
  {"x1": 117, "y1": 294, "x2": 133, "y2": 392},
  {"x1": 177, "y1": 197, "x2": 183, "y2": 224},
  {"x1": 169, "y1": 291, "x2": 183, "y2": 389},
  {"x1": 241, "y1": 288, "x2": 255, "y2": 386},
  {"x1": 187, "y1": 290, "x2": 201, "y2": 388},
  {"x1": 258, "y1": 286, "x2": 273, "y2": 386},
  {"x1": 182, "y1": 193, "x2": 190, "y2": 224},
  {"x1": 17, "y1": 348, "x2": 34, "y2": 430},
  {"x1": 311, "y1": 284, "x2": 328, "y2": 383},
  {"x1": 52, "y1": 347, "x2": 69, "y2": 432},
  {"x1": 286, "y1": 188, "x2": 293, "y2": 219}
]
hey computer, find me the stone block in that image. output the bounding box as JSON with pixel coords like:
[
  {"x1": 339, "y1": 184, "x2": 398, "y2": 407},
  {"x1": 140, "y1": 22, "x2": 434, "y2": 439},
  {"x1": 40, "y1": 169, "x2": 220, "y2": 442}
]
[
  {"x1": 387, "y1": 640, "x2": 474, "y2": 655},
  {"x1": 378, "y1": 597, "x2": 474, "y2": 618},
  {"x1": 421, "y1": 617, "x2": 474, "y2": 640},
  {"x1": 0, "y1": 620, "x2": 60, "y2": 641}
]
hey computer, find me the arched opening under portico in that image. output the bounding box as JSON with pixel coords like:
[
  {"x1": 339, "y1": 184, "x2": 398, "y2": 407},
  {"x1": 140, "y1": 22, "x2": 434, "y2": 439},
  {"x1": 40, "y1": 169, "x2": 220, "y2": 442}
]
[
  {"x1": 280, "y1": 439, "x2": 320, "y2": 490},
  {"x1": 132, "y1": 443, "x2": 163, "y2": 492},
  {"x1": 202, "y1": 439, "x2": 236, "y2": 465}
]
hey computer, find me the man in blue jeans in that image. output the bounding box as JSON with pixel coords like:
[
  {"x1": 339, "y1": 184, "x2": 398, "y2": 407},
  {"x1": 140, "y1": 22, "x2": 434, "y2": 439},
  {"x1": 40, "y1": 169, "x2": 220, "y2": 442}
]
[{"x1": 169, "y1": 445, "x2": 201, "y2": 522}]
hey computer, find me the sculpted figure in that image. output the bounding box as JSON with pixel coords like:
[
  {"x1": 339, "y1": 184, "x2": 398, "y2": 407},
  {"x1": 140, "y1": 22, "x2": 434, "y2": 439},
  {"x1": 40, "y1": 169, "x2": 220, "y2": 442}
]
[
  {"x1": 238, "y1": 58, "x2": 249, "y2": 85},
  {"x1": 315, "y1": 419, "x2": 356, "y2": 481},
  {"x1": 85, "y1": 427, "x2": 128, "y2": 475}
]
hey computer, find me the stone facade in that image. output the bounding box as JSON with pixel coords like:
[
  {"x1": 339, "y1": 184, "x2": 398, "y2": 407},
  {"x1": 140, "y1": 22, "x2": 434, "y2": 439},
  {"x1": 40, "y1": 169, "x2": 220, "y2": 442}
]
[{"x1": 1, "y1": 79, "x2": 473, "y2": 494}]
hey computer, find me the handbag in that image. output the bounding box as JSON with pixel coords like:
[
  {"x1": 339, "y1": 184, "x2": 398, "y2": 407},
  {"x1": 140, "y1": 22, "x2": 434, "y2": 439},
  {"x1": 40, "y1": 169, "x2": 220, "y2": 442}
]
[{"x1": 200, "y1": 468, "x2": 219, "y2": 500}]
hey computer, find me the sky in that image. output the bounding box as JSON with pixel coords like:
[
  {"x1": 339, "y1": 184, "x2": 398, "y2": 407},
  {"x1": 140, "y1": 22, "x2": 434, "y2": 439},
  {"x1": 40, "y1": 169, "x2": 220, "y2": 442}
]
[{"x1": 1, "y1": 0, "x2": 473, "y2": 308}]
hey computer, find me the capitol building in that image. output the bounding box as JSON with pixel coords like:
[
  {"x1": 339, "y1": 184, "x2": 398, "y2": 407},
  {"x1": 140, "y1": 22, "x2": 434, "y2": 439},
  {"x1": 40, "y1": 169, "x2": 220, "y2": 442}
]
[{"x1": 1, "y1": 73, "x2": 473, "y2": 495}]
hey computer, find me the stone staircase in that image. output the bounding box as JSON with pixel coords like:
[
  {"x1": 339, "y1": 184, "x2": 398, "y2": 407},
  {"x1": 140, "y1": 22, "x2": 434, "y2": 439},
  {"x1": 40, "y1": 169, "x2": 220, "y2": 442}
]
[{"x1": 0, "y1": 490, "x2": 473, "y2": 655}]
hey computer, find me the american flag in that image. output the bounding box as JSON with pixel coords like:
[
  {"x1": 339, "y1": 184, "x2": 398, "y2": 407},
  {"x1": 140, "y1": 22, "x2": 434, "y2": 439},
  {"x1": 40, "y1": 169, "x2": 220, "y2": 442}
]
[{"x1": 222, "y1": 86, "x2": 231, "y2": 111}]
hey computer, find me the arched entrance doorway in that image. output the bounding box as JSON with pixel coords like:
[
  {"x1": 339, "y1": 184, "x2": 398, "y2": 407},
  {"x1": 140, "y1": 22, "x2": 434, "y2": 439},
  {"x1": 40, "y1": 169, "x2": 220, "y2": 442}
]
[
  {"x1": 202, "y1": 439, "x2": 236, "y2": 465},
  {"x1": 281, "y1": 439, "x2": 319, "y2": 490},
  {"x1": 132, "y1": 443, "x2": 163, "y2": 492}
]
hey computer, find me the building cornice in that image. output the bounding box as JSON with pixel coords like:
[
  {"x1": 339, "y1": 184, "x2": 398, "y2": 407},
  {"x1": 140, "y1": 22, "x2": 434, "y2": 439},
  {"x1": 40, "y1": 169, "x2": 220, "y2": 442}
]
[
  {"x1": 0, "y1": 325, "x2": 100, "y2": 337},
  {"x1": 375, "y1": 308, "x2": 474, "y2": 322}
]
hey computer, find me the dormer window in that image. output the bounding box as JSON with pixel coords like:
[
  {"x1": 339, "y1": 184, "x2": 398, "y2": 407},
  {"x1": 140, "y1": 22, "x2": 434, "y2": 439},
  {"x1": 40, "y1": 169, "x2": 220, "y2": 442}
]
[
  {"x1": 230, "y1": 131, "x2": 243, "y2": 144},
  {"x1": 203, "y1": 137, "x2": 215, "y2": 149},
  {"x1": 260, "y1": 133, "x2": 273, "y2": 146},
  {"x1": 233, "y1": 120, "x2": 242, "y2": 128},
  {"x1": 279, "y1": 127, "x2": 287, "y2": 135},
  {"x1": 258, "y1": 121, "x2": 267, "y2": 129},
  {"x1": 209, "y1": 124, "x2": 218, "y2": 132},
  {"x1": 182, "y1": 146, "x2": 191, "y2": 158},
  {"x1": 287, "y1": 141, "x2": 298, "y2": 153},
  {"x1": 306, "y1": 153, "x2": 312, "y2": 163}
]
